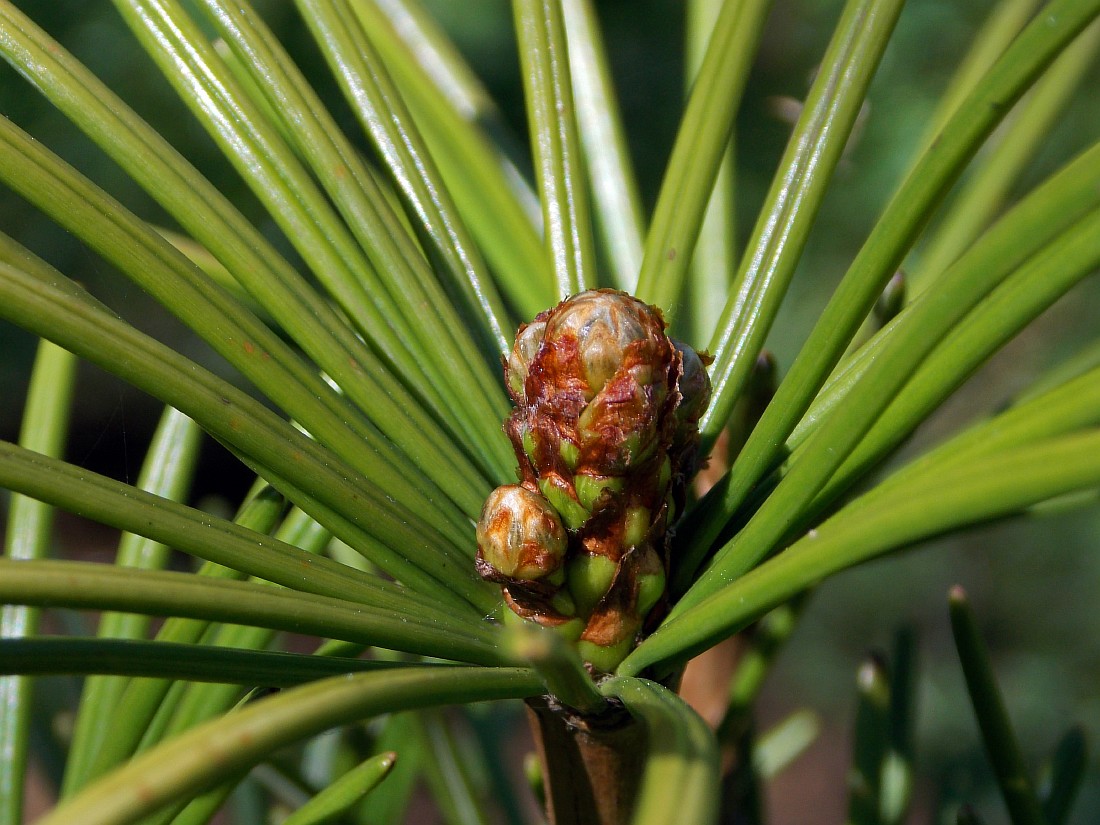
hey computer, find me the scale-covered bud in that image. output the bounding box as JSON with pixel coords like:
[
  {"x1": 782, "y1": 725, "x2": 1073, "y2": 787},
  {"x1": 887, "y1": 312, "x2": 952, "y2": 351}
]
[
  {"x1": 485, "y1": 290, "x2": 712, "y2": 673},
  {"x1": 476, "y1": 485, "x2": 566, "y2": 581}
]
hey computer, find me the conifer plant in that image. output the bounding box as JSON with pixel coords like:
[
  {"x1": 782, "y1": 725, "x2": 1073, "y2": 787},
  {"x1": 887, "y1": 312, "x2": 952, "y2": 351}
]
[{"x1": 0, "y1": 1, "x2": 1098, "y2": 824}]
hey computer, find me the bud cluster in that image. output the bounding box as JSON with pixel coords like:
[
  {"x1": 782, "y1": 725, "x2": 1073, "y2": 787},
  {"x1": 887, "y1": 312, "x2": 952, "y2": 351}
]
[{"x1": 476, "y1": 289, "x2": 711, "y2": 672}]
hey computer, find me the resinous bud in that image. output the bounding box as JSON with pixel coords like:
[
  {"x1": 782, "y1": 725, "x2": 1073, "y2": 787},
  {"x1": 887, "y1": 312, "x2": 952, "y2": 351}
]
[
  {"x1": 476, "y1": 485, "x2": 566, "y2": 581},
  {"x1": 488, "y1": 289, "x2": 712, "y2": 668}
]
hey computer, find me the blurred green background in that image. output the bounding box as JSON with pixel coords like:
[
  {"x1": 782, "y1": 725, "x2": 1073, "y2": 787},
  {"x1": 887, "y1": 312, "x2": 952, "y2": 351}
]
[{"x1": 1, "y1": 0, "x2": 1098, "y2": 822}]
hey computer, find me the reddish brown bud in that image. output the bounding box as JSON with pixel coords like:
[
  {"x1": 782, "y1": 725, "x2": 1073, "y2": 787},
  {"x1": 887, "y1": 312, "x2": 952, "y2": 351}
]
[
  {"x1": 486, "y1": 290, "x2": 712, "y2": 672},
  {"x1": 476, "y1": 485, "x2": 566, "y2": 581}
]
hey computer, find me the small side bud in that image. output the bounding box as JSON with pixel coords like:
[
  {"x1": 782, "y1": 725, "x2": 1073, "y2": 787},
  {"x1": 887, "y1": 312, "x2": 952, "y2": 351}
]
[
  {"x1": 476, "y1": 485, "x2": 566, "y2": 581},
  {"x1": 567, "y1": 553, "x2": 618, "y2": 616},
  {"x1": 537, "y1": 474, "x2": 589, "y2": 531},
  {"x1": 672, "y1": 339, "x2": 712, "y2": 428},
  {"x1": 506, "y1": 319, "x2": 547, "y2": 402},
  {"x1": 574, "y1": 474, "x2": 624, "y2": 511},
  {"x1": 622, "y1": 506, "x2": 650, "y2": 549}
]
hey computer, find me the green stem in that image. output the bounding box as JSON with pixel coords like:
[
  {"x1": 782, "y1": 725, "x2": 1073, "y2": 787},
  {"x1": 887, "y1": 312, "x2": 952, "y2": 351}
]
[
  {"x1": 74, "y1": 485, "x2": 290, "y2": 792},
  {"x1": 190, "y1": 0, "x2": 514, "y2": 480},
  {"x1": 700, "y1": 0, "x2": 907, "y2": 448},
  {"x1": 600, "y1": 677, "x2": 720, "y2": 825},
  {"x1": 681, "y1": 165, "x2": 1100, "y2": 615},
  {"x1": 0, "y1": 0, "x2": 497, "y2": 519},
  {"x1": 846, "y1": 655, "x2": 891, "y2": 825},
  {"x1": 0, "y1": 258, "x2": 492, "y2": 613},
  {"x1": 291, "y1": 0, "x2": 513, "y2": 360},
  {"x1": 1037, "y1": 726, "x2": 1087, "y2": 825},
  {"x1": 684, "y1": 0, "x2": 737, "y2": 346},
  {"x1": 0, "y1": 439, "x2": 482, "y2": 620},
  {"x1": 506, "y1": 622, "x2": 607, "y2": 715},
  {"x1": 911, "y1": 19, "x2": 1100, "y2": 294},
  {"x1": 417, "y1": 711, "x2": 493, "y2": 825}
]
